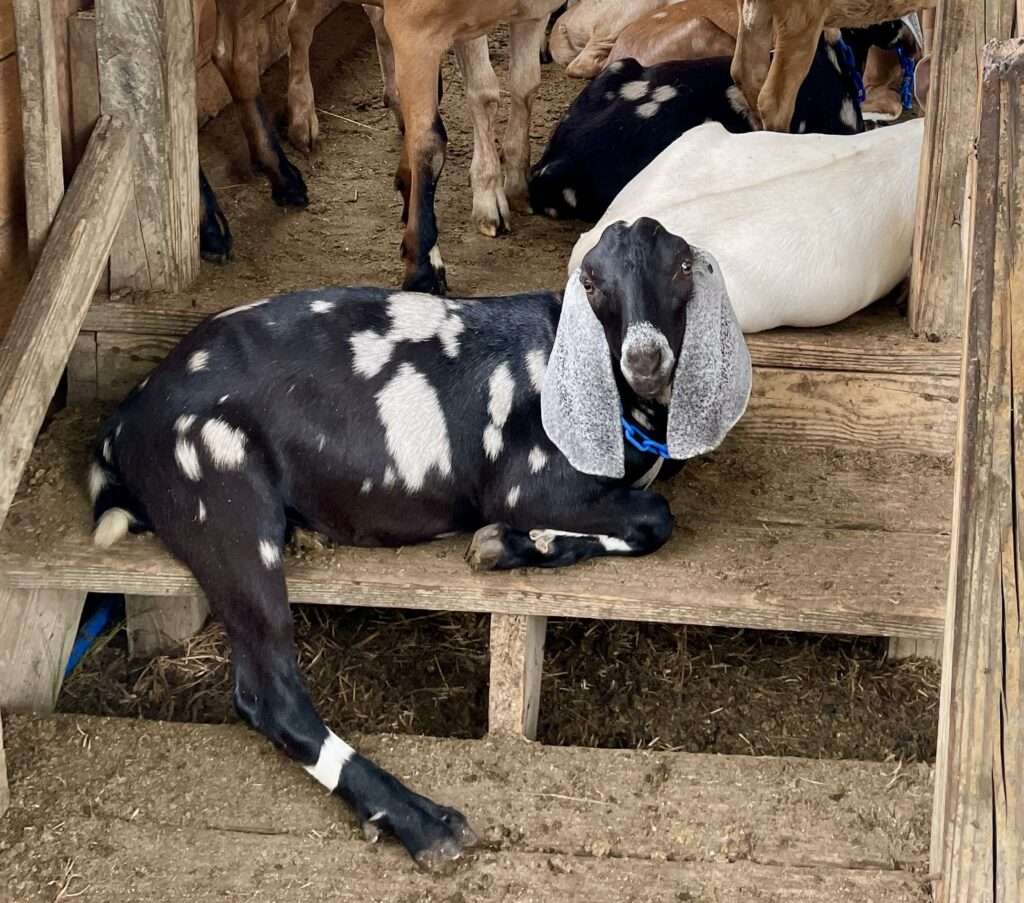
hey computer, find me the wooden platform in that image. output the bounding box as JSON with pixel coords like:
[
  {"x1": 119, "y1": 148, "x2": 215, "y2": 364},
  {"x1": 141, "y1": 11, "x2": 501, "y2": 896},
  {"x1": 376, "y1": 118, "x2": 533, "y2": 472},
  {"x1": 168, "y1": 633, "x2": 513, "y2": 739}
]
[
  {"x1": 0, "y1": 713, "x2": 933, "y2": 901},
  {"x1": 0, "y1": 404, "x2": 953, "y2": 639}
]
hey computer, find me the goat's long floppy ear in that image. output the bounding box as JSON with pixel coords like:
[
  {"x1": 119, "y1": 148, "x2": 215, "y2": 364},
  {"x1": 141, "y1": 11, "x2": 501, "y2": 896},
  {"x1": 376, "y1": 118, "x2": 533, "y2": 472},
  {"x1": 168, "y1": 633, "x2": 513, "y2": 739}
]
[
  {"x1": 541, "y1": 269, "x2": 625, "y2": 478},
  {"x1": 667, "y1": 248, "x2": 752, "y2": 460}
]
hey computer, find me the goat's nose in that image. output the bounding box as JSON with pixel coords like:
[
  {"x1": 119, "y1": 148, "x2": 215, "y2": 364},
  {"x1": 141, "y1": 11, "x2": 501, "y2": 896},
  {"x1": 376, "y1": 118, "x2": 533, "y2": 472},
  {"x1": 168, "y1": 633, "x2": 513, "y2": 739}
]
[{"x1": 624, "y1": 345, "x2": 662, "y2": 377}]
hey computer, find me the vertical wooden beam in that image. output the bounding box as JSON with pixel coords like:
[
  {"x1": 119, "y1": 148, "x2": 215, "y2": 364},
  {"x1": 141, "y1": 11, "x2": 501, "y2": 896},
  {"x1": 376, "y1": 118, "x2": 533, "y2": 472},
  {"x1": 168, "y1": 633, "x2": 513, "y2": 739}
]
[
  {"x1": 125, "y1": 594, "x2": 209, "y2": 658},
  {"x1": 67, "y1": 9, "x2": 99, "y2": 168},
  {"x1": 12, "y1": 0, "x2": 64, "y2": 266},
  {"x1": 909, "y1": 0, "x2": 1017, "y2": 340},
  {"x1": 96, "y1": 0, "x2": 199, "y2": 292},
  {"x1": 488, "y1": 614, "x2": 546, "y2": 739},
  {"x1": 931, "y1": 39, "x2": 1024, "y2": 903},
  {"x1": 0, "y1": 712, "x2": 9, "y2": 817}
]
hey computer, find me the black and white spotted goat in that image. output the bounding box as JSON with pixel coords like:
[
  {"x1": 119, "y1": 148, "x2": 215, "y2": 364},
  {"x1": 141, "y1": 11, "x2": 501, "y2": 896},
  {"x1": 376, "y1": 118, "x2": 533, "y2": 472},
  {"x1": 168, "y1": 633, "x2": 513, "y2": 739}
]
[
  {"x1": 89, "y1": 218, "x2": 751, "y2": 868},
  {"x1": 529, "y1": 31, "x2": 866, "y2": 222}
]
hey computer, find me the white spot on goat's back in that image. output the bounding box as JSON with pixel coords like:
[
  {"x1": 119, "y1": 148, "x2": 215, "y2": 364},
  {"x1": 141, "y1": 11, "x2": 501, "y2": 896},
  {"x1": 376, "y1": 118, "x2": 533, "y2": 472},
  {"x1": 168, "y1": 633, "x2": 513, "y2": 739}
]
[
  {"x1": 483, "y1": 363, "x2": 515, "y2": 461},
  {"x1": 840, "y1": 97, "x2": 859, "y2": 131},
  {"x1": 507, "y1": 485, "x2": 521, "y2": 508},
  {"x1": 88, "y1": 462, "x2": 107, "y2": 502},
  {"x1": 102, "y1": 438, "x2": 112, "y2": 464},
  {"x1": 562, "y1": 188, "x2": 577, "y2": 209},
  {"x1": 175, "y1": 439, "x2": 202, "y2": 481},
  {"x1": 376, "y1": 363, "x2": 452, "y2": 492},
  {"x1": 201, "y1": 418, "x2": 247, "y2": 470},
  {"x1": 304, "y1": 730, "x2": 354, "y2": 790},
  {"x1": 526, "y1": 349, "x2": 547, "y2": 394},
  {"x1": 387, "y1": 293, "x2": 447, "y2": 342},
  {"x1": 259, "y1": 539, "x2": 281, "y2": 569},
  {"x1": 620, "y1": 80, "x2": 649, "y2": 101},
  {"x1": 383, "y1": 466, "x2": 397, "y2": 488},
  {"x1": 351, "y1": 330, "x2": 395, "y2": 379},
  {"x1": 529, "y1": 446, "x2": 549, "y2": 473},
  {"x1": 438, "y1": 313, "x2": 464, "y2": 358},
  {"x1": 214, "y1": 298, "x2": 269, "y2": 319},
  {"x1": 187, "y1": 350, "x2": 210, "y2": 373},
  {"x1": 310, "y1": 299, "x2": 335, "y2": 314},
  {"x1": 197, "y1": 499, "x2": 207, "y2": 523},
  {"x1": 360, "y1": 478, "x2": 373, "y2": 495},
  {"x1": 652, "y1": 85, "x2": 678, "y2": 103},
  {"x1": 636, "y1": 101, "x2": 660, "y2": 119}
]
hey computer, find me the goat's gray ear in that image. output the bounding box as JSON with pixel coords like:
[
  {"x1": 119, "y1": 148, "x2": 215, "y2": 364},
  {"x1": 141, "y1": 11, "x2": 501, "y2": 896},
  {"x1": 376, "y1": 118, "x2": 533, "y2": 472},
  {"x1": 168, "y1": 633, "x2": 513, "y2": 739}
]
[
  {"x1": 541, "y1": 269, "x2": 624, "y2": 478},
  {"x1": 667, "y1": 248, "x2": 752, "y2": 459}
]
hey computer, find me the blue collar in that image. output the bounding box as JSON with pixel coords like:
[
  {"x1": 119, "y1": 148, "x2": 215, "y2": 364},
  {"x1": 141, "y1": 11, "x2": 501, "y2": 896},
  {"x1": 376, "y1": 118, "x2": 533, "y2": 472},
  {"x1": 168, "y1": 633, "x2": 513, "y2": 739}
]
[
  {"x1": 896, "y1": 45, "x2": 916, "y2": 110},
  {"x1": 834, "y1": 37, "x2": 866, "y2": 104},
  {"x1": 621, "y1": 414, "x2": 671, "y2": 459}
]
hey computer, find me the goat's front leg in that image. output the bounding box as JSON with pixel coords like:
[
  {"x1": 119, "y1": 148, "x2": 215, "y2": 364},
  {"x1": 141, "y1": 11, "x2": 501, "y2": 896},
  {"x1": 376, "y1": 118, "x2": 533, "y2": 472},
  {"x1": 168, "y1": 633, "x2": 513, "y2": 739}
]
[
  {"x1": 730, "y1": 0, "x2": 773, "y2": 124},
  {"x1": 363, "y1": 5, "x2": 404, "y2": 133},
  {"x1": 213, "y1": 0, "x2": 308, "y2": 206},
  {"x1": 504, "y1": 17, "x2": 547, "y2": 213},
  {"x1": 389, "y1": 17, "x2": 448, "y2": 294},
  {"x1": 467, "y1": 488, "x2": 674, "y2": 571},
  {"x1": 454, "y1": 36, "x2": 510, "y2": 237},
  {"x1": 757, "y1": 7, "x2": 827, "y2": 132}
]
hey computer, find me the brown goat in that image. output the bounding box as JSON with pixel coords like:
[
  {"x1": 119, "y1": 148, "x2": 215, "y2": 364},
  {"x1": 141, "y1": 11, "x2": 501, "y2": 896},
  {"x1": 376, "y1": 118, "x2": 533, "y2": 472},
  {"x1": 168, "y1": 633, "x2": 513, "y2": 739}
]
[{"x1": 606, "y1": 1, "x2": 740, "y2": 69}]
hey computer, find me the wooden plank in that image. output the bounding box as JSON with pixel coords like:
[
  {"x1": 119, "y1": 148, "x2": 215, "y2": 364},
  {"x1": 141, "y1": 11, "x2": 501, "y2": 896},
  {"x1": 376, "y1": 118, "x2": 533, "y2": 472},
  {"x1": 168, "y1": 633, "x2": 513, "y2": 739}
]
[
  {"x1": 65, "y1": 330, "x2": 97, "y2": 404},
  {"x1": 126, "y1": 593, "x2": 210, "y2": 658},
  {"x1": 737, "y1": 367, "x2": 959, "y2": 457},
  {"x1": 888, "y1": 637, "x2": 942, "y2": 662},
  {"x1": 0, "y1": 216, "x2": 26, "y2": 341},
  {"x1": 909, "y1": 0, "x2": 1017, "y2": 340},
  {"x1": 52, "y1": 0, "x2": 85, "y2": 182},
  {"x1": 0, "y1": 413, "x2": 951, "y2": 639},
  {"x1": 0, "y1": 586, "x2": 85, "y2": 711},
  {"x1": 930, "y1": 39, "x2": 1024, "y2": 903},
  {"x1": 96, "y1": 0, "x2": 199, "y2": 292},
  {"x1": 488, "y1": 614, "x2": 546, "y2": 738},
  {"x1": 0, "y1": 56, "x2": 20, "y2": 228},
  {"x1": 0, "y1": 115, "x2": 132, "y2": 531},
  {"x1": 0, "y1": 712, "x2": 7, "y2": 818},
  {"x1": 0, "y1": 0, "x2": 15, "y2": 59},
  {"x1": 67, "y1": 9, "x2": 98, "y2": 168},
  {"x1": 4, "y1": 715, "x2": 934, "y2": 877},
  {"x1": 12, "y1": 0, "x2": 64, "y2": 265}
]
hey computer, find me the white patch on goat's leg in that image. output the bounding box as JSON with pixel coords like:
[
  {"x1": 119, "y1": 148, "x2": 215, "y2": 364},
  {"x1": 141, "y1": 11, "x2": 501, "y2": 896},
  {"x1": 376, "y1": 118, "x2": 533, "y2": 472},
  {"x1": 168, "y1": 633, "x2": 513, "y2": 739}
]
[{"x1": 304, "y1": 729, "x2": 355, "y2": 791}]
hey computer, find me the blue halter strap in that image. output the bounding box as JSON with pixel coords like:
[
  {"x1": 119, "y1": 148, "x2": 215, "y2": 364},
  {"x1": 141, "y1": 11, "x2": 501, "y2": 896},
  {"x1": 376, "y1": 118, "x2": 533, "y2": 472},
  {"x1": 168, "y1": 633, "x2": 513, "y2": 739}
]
[
  {"x1": 896, "y1": 44, "x2": 916, "y2": 110},
  {"x1": 621, "y1": 414, "x2": 671, "y2": 459},
  {"x1": 834, "y1": 37, "x2": 866, "y2": 104}
]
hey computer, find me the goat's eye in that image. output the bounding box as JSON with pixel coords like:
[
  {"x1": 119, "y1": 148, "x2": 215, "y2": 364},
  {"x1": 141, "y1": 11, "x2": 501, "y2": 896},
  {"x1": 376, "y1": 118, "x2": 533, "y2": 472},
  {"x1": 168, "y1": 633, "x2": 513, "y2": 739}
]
[
  {"x1": 680, "y1": 260, "x2": 692, "y2": 274},
  {"x1": 581, "y1": 274, "x2": 594, "y2": 292}
]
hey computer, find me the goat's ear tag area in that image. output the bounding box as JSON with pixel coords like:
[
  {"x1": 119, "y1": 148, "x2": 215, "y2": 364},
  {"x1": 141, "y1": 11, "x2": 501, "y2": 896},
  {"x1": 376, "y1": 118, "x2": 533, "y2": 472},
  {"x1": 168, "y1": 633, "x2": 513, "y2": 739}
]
[
  {"x1": 541, "y1": 269, "x2": 625, "y2": 478},
  {"x1": 667, "y1": 248, "x2": 752, "y2": 460}
]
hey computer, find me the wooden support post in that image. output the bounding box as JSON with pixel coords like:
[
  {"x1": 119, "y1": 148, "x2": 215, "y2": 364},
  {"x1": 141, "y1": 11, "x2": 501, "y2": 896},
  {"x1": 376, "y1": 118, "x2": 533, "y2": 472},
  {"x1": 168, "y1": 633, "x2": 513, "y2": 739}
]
[
  {"x1": 0, "y1": 586, "x2": 86, "y2": 711},
  {"x1": 96, "y1": 0, "x2": 199, "y2": 292},
  {"x1": 0, "y1": 712, "x2": 8, "y2": 817},
  {"x1": 126, "y1": 594, "x2": 209, "y2": 658},
  {"x1": 12, "y1": 0, "x2": 65, "y2": 265},
  {"x1": 67, "y1": 10, "x2": 99, "y2": 168},
  {"x1": 0, "y1": 115, "x2": 133, "y2": 531},
  {"x1": 488, "y1": 614, "x2": 546, "y2": 739},
  {"x1": 887, "y1": 636, "x2": 942, "y2": 662},
  {"x1": 930, "y1": 39, "x2": 1024, "y2": 903},
  {"x1": 909, "y1": 0, "x2": 1017, "y2": 340}
]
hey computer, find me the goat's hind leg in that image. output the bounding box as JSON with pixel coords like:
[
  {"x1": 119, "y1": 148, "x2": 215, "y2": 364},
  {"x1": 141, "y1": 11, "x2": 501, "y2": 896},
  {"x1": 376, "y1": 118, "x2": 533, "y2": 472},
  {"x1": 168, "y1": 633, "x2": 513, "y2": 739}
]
[
  {"x1": 199, "y1": 168, "x2": 233, "y2": 263},
  {"x1": 155, "y1": 477, "x2": 475, "y2": 867},
  {"x1": 504, "y1": 17, "x2": 547, "y2": 213},
  {"x1": 467, "y1": 488, "x2": 674, "y2": 571}
]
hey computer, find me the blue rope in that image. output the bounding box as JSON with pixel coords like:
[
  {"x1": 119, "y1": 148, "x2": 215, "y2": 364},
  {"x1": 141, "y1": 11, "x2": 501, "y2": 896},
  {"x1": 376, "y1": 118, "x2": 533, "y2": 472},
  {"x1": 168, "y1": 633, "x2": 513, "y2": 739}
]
[
  {"x1": 621, "y1": 415, "x2": 671, "y2": 459},
  {"x1": 896, "y1": 45, "x2": 916, "y2": 110},
  {"x1": 834, "y1": 37, "x2": 866, "y2": 104}
]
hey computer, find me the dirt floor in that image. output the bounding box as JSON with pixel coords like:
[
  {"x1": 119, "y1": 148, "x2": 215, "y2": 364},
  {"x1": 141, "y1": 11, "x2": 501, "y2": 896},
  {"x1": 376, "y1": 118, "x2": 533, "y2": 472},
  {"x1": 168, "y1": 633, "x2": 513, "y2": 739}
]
[{"x1": 43, "y1": 9, "x2": 943, "y2": 765}]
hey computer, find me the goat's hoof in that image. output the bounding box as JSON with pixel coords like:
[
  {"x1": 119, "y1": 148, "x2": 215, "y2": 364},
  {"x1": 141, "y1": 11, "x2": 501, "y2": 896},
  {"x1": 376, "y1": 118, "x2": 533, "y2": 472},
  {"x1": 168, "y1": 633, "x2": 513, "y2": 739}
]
[
  {"x1": 287, "y1": 115, "x2": 319, "y2": 154},
  {"x1": 466, "y1": 523, "x2": 507, "y2": 572},
  {"x1": 506, "y1": 191, "x2": 533, "y2": 216},
  {"x1": 473, "y1": 190, "x2": 511, "y2": 238},
  {"x1": 402, "y1": 248, "x2": 447, "y2": 296},
  {"x1": 269, "y1": 156, "x2": 310, "y2": 208},
  {"x1": 199, "y1": 217, "x2": 233, "y2": 264}
]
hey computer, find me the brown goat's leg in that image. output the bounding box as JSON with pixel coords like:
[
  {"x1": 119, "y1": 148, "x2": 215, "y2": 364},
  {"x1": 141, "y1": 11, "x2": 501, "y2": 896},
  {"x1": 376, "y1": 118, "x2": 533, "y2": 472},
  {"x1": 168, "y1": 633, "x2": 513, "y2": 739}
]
[
  {"x1": 504, "y1": 17, "x2": 547, "y2": 214},
  {"x1": 454, "y1": 36, "x2": 510, "y2": 238},
  {"x1": 757, "y1": 9, "x2": 826, "y2": 132},
  {"x1": 389, "y1": 22, "x2": 447, "y2": 294},
  {"x1": 731, "y1": 0, "x2": 772, "y2": 121},
  {"x1": 363, "y1": 5, "x2": 404, "y2": 134},
  {"x1": 214, "y1": 3, "x2": 308, "y2": 206},
  {"x1": 287, "y1": 0, "x2": 332, "y2": 151}
]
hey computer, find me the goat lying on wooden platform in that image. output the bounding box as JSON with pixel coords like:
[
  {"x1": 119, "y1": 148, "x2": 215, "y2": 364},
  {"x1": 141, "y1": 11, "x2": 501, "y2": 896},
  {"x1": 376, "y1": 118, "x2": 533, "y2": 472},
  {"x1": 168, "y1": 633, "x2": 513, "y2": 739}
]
[
  {"x1": 569, "y1": 120, "x2": 924, "y2": 333},
  {"x1": 529, "y1": 30, "x2": 864, "y2": 224},
  {"x1": 202, "y1": 0, "x2": 564, "y2": 293},
  {"x1": 88, "y1": 218, "x2": 751, "y2": 867}
]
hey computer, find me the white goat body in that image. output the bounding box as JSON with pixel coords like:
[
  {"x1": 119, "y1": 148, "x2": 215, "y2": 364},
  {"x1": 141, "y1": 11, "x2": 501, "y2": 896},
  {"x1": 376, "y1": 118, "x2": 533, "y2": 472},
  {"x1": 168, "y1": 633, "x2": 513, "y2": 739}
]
[{"x1": 569, "y1": 119, "x2": 923, "y2": 333}]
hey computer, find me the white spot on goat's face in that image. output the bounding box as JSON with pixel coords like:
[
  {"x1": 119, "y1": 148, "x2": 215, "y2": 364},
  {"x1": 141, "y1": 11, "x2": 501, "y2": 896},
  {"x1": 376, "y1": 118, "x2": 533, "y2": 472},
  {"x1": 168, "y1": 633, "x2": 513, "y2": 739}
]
[
  {"x1": 214, "y1": 298, "x2": 269, "y2": 319},
  {"x1": 840, "y1": 97, "x2": 859, "y2": 131},
  {"x1": 259, "y1": 539, "x2": 281, "y2": 569},
  {"x1": 174, "y1": 414, "x2": 196, "y2": 434},
  {"x1": 726, "y1": 85, "x2": 758, "y2": 128},
  {"x1": 526, "y1": 349, "x2": 547, "y2": 394},
  {"x1": 528, "y1": 446, "x2": 549, "y2": 473},
  {"x1": 175, "y1": 439, "x2": 202, "y2": 482},
  {"x1": 88, "y1": 462, "x2": 107, "y2": 502},
  {"x1": 483, "y1": 363, "x2": 515, "y2": 461},
  {"x1": 304, "y1": 730, "x2": 354, "y2": 791},
  {"x1": 201, "y1": 418, "x2": 247, "y2": 470},
  {"x1": 620, "y1": 321, "x2": 676, "y2": 399},
  {"x1": 310, "y1": 299, "x2": 335, "y2": 314},
  {"x1": 562, "y1": 187, "x2": 577, "y2": 209},
  {"x1": 187, "y1": 350, "x2": 210, "y2": 373},
  {"x1": 351, "y1": 330, "x2": 395, "y2": 379},
  {"x1": 197, "y1": 499, "x2": 207, "y2": 523},
  {"x1": 620, "y1": 80, "x2": 649, "y2": 101},
  {"x1": 507, "y1": 485, "x2": 521, "y2": 508},
  {"x1": 376, "y1": 363, "x2": 452, "y2": 492},
  {"x1": 636, "y1": 101, "x2": 660, "y2": 119}
]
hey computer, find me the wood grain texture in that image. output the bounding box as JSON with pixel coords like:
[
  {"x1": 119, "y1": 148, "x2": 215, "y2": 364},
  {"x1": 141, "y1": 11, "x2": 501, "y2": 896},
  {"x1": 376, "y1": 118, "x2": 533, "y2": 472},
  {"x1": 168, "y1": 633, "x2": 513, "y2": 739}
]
[
  {"x1": 0, "y1": 0, "x2": 14, "y2": 58},
  {"x1": 909, "y1": 0, "x2": 1018, "y2": 340},
  {"x1": 97, "y1": 0, "x2": 199, "y2": 292},
  {"x1": 125, "y1": 593, "x2": 210, "y2": 658},
  {"x1": 0, "y1": 712, "x2": 7, "y2": 817},
  {"x1": 0, "y1": 586, "x2": 85, "y2": 711},
  {"x1": 0, "y1": 56, "x2": 21, "y2": 228},
  {"x1": 0, "y1": 116, "x2": 132, "y2": 531},
  {"x1": 488, "y1": 614, "x2": 546, "y2": 738},
  {"x1": 930, "y1": 39, "x2": 1024, "y2": 903},
  {"x1": 67, "y1": 9, "x2": 97, "y2": 168},
  {"x1": 0, "y1": 410, "x2": 951, "y2": 639},
  {"x1": 65, "y1": 331, "x2": 97, "y2": 404},
  {"x1": 13, "y1": 0, "x2": 64, "y2": 265}
]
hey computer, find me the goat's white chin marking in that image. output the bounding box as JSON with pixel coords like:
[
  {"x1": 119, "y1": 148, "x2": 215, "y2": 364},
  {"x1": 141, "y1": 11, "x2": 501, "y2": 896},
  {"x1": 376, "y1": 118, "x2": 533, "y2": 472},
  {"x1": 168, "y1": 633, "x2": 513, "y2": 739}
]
[{"x1": 304, "y1": 730, "x2": 355, "y2": 791}]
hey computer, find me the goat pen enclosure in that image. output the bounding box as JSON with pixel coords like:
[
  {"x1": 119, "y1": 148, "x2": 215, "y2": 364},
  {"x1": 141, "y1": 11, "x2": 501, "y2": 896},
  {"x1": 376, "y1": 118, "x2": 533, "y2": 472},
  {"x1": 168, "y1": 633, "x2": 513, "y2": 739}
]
[{"x1": 0, "y1": 0, "x2": 1020, "y2": 899}]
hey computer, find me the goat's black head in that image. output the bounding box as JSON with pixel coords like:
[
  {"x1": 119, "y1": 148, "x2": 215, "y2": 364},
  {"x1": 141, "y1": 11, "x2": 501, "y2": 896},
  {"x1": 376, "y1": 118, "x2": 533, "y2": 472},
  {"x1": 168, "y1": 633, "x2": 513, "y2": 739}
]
[{"x1": 579, "y1": 217, "x2": 692, "y2": 401}]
